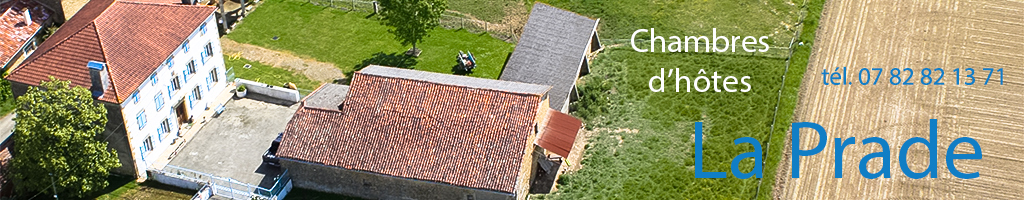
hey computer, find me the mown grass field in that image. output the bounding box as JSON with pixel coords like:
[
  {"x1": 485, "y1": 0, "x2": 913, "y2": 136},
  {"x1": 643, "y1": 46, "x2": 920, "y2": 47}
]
[
  {"x1": 530, "y1": 0, "x2": 821, "y2": 199},
  {"x1": 228, "y1": 0, "x2": 515, "y2": 79}
]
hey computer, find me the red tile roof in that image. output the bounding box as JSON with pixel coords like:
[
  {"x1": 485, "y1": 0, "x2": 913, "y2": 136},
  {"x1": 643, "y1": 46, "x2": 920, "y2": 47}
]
[
  {"x1": 0, "y1": 0, "x2": 51, "y2": 66},
  {"x1": 279, "y1": 66, "x2": 546, "y2": 194},
  {"x1": 5, "y1": 0, "x2": 215, "y2": 103},
  {"x1": 536, "y1": 109, "x2": 582, "y2": 158}
]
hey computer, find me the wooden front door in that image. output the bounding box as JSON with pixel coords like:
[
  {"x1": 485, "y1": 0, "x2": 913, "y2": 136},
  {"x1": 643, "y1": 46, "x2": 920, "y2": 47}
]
[{"x1": 175, "y1": 100, "x2": 189, "y2": 125}]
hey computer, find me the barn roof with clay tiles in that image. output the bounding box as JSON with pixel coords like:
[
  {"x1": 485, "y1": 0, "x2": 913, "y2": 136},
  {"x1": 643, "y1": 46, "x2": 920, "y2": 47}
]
[
  {"x1": 5, "y1": 0, "x2": 215, "y2": 103},
  {"x1": 278, "y1": 65, "x2": 550, "y2": 194}
]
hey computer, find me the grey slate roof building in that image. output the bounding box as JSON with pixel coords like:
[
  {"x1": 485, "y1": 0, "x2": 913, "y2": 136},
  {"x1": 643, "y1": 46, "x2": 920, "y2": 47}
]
[{"x1": 500, "y1": 2, "x2": 602, "y2": 112}]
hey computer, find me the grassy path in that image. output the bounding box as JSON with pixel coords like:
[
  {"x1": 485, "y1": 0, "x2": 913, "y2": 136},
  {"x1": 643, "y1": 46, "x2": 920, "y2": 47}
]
[{"x1": 221, "y1": 39, "x2": 345, "y2": 82}]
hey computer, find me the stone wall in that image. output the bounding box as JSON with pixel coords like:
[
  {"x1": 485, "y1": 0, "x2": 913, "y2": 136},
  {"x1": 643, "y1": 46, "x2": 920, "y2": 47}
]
[
  {"x1": 100, "y1": 103, "x2": 138, "y2": 177},
  {"x1": 282, "y1": 159, "x2": 516, "y2": 200}
]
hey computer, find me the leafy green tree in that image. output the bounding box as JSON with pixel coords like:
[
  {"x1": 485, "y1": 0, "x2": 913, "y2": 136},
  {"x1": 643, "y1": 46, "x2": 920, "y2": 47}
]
[
  {"x1": 10, "y1": 77, "x2": 120, "y2": 197},
  {"x1": 377, "y1": 0, "x2": 447, "y2": 55}
]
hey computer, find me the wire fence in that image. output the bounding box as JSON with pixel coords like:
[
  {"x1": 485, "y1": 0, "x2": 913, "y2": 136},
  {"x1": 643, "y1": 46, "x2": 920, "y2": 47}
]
[
  {"x1": 439, "y1": 12, "x2": 520, "y2": 42},
  {"x1": 307, "y1": 0, "x2": 376, "y2": 12},
  {"x1": 304, "y1": 0, "x2": 519, "y2": 42}
]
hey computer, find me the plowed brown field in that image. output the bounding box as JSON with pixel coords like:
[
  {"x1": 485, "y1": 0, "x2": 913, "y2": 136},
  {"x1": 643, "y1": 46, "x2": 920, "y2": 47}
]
[{"x1": 775, "y1": 0, "x2": 1024, "y2": 199}]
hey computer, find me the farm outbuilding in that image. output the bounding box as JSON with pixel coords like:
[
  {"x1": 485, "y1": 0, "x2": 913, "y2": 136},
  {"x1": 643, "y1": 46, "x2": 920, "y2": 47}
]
[
  {"x1": 278, "y1": 65, "x2": 585, "y2": 200},
  {"x1": 500, "y1": 2, "x2": 601, "y2": 112}
]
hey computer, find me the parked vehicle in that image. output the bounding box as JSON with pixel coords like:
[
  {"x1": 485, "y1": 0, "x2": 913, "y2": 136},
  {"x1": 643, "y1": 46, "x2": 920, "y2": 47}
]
[{"x1": 263, "y1": 133, "x2": 283, "y2": 167}]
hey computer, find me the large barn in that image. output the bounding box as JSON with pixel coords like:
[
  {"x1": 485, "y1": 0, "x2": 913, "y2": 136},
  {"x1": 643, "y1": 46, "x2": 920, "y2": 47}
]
[{"x1": 278, "y1": 65, "x2": 584, "y2": 200}]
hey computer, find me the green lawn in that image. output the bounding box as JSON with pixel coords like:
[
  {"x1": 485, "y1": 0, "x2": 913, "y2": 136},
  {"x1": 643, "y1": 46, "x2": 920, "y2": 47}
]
[
  {"x1": 225, "y1": 56, "x2": 322, "y2": 94},
  {"x1": 228, "y1": 0, "x2": 515, "y2": 80},
  {"x1": 90, "y1": 177, "x2": 195, "y2": 200}
]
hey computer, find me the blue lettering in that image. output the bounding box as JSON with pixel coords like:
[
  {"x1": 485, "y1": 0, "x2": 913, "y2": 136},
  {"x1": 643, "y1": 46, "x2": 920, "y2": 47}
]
[
  {"x1": 898, "y1": 119, "x2": 938, "y2": 179},
  {"x1": 694, "y1": 122, "x2": 726, "y2": 178},
  {"x1": 791, "y1": 122, "x2": 827, "y2": 178},
  {"x1": 731, "y1": 137, "x2": 762, "y2": 179},
  {"x1": 945, "y1": 137, "x2": 982, "y2": 179},
  {"x1": 859, "y1": 137, "x2": 891, "y2": 179}
]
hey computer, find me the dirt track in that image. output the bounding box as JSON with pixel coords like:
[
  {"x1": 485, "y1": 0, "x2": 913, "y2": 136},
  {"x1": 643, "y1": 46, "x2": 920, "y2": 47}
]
[{"x1": 776, "y1": 0, "x2": 1024, "y2": 199}]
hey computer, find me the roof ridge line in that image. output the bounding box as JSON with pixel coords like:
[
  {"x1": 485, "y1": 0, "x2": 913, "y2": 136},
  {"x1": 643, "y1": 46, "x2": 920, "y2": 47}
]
[
  {"x1": 355, "y1": 71, "x2": 549, "y2": 97},
  {"x1": 300, "y1": 105, "x2": 343, "y2": 114},
  {"x1": 92, "y1": 24, "x2": 122, "y2": 103}
]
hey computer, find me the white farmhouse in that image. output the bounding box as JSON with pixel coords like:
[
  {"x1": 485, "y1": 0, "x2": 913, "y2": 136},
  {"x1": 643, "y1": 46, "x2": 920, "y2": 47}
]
[{"x1": 5, "y1": 0, "x2": 224, "y2": 179}]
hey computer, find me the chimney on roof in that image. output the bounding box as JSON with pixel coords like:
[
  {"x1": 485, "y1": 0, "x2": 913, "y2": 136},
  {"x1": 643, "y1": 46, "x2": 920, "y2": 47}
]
[
  {"x1": 87, "y1": 61, "x2": 110, "y2": 98},
  {"x1": 22, "y1": 8, "x2": 31, "y2": 26}
]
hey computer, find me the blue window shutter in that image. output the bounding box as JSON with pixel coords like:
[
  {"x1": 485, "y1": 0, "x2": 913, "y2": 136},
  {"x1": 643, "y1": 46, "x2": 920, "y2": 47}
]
[
  {"x1": 137, "y1": 111, "x2": 145, "y2": 130},
  {"x1": 139, "y1": 147, "x2": 145, "y2": 161}
]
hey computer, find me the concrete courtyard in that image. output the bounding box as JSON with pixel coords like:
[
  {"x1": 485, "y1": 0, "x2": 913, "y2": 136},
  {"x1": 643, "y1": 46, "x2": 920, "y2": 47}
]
[{"x1": 167, "y1": 94, "x2": 299, "y2": 188}]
